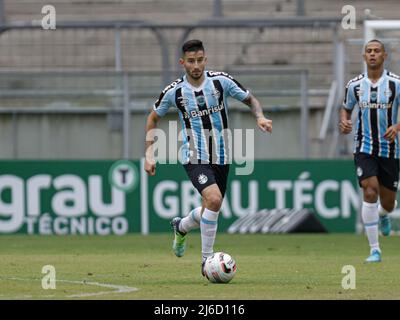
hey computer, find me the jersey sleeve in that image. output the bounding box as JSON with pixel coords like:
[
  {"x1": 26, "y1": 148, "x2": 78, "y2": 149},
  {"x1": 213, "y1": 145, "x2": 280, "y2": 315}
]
[
  {"x1": 223, "y1": 74, "x2": 250, "y2": 101},
  {"x1": 397, "y1": 81, "x2": 400, "y2": 105},
  {"x1": 343, "y1": 82, "x2": 357, "y2": 110},
  {"x1": 153, "y1": 88, "x2": 174, "y2": 117}
]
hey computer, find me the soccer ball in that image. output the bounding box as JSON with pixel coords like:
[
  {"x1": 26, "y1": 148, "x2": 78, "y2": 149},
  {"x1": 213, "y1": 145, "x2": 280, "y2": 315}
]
[{"x1": 203, "y1": 252, "x2": 237, "y2": 283}]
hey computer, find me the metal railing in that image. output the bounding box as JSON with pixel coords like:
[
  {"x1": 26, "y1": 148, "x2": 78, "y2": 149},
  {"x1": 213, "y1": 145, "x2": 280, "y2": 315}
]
[
  {"x1": 0, "y1": 17, "x2": 344, "y2": 159},
  {"x1": 0, "y1": 69, "x2": 310, "y2": 159}
]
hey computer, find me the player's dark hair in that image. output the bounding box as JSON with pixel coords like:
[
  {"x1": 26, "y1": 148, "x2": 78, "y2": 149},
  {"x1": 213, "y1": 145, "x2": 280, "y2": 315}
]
[
  {"x1": 182, "y1": 39, "x2": 205, "y2": 55},
  {"x1": 366, "y1": 39, "x2": 385, "y2": 52}
]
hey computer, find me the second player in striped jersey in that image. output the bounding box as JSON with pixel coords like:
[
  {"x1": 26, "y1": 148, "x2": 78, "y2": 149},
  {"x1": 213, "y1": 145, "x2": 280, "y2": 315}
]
[
  {"x1": 340, "y1": 39, "x2": 400, "y2": 263},
  {"x1": 343, "y1": 67, "x2": 400, "y2": 158}
]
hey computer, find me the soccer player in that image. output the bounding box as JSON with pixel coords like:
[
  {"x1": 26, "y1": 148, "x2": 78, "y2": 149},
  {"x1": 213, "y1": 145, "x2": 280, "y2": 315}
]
[
  {"x1": 144, "y1": 39, "x2": 272, "y2": 276},
  {"x1": 340, "y1": 39, "x2": 400, "y2": 263}
]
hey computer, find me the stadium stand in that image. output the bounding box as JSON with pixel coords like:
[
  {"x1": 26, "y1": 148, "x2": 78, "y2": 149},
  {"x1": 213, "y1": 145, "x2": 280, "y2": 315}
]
[
  {"x1": 2, "y1": 1, "x2": 399, "y2": 85},
  {"x1": 0, "y1": 0, "x2": 399, "y2": 159}
]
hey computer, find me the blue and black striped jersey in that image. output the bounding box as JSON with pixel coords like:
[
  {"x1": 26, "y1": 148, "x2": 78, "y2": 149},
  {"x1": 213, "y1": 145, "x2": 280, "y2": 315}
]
[
  {"x1": 343, "y1": 70, "x2": 400, "y2": 158},
  {"x1": 153, "y1": 71, "x2": 249, "y2": 164}
]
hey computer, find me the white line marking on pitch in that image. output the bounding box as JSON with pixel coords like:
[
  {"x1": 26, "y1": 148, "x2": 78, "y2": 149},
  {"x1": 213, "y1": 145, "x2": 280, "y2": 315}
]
[
  {"x1": 2, "y1": 277, "x2": 138, "y2": 298},
  {"x1": 60, "y1": 279, "x2": 138, "y2": 298}
]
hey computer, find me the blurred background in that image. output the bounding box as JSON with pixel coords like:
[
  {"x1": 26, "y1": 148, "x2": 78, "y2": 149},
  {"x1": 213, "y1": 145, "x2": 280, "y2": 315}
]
[
  {"x1": 1, "y1": 1, "x2": 400, "y2": 236},
  {"x1": 1, "y1": 0, "x2": 399, "y2": 160}
]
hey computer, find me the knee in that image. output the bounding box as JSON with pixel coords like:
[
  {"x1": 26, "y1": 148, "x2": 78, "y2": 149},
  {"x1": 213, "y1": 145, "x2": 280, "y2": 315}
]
[
  {"x1": 364, "y1": 187, "x2": 379, "y2": 203},
  {"x1": 381, "y1": 200, "x2": 396, "y2": 213},
  {"x1": 205, "y1": 193, "x2": 223, "y2": 211}
]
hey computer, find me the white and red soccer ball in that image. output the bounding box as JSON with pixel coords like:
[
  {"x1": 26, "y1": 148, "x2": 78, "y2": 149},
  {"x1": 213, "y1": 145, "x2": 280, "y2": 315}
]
[{"x1": 203, "y1": 252, "x2": 237, "y2": 283}]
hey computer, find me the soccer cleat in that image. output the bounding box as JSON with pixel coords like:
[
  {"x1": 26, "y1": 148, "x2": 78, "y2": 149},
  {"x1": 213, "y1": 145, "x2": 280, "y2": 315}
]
[
  {"x1": 365, "y1": 249, "x2": 381, "y2": 263},
  {"x1": 170, "y1": 217, "x2": 186, "y2": 257},
  {"x1": 380, "y1": 214, "x2": 391, "y2": 236},
  {"x1": 201, "y1": 258, "x2": 207, "y2": 278}
]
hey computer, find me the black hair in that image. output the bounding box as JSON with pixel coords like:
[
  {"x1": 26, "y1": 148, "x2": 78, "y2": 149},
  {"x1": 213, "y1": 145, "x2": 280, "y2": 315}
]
[
  {"x1": 182, "y1": 39, "x2": 205, "y2": 55},
  {"x1": 366, "y1": 39, "x2": 386, "y2": 52}
]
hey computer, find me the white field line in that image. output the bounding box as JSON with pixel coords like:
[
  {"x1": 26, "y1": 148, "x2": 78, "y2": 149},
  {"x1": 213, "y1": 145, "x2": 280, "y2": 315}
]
[{"x1": 1, "y1": 277, "x2": 138, "y2": 298}]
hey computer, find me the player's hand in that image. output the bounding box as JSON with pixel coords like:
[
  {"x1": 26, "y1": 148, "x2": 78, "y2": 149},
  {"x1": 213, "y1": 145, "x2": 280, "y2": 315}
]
[
  {"x1": 257, "y1": 117, "x2": 272, "y2": 133},
  {"x1": 383, "y1": 125, "x2": 399, "y2": 143},
  {"x1": 339, "y1": 119, "x2": 352, "y2": 134},
  {"x1": 144, "y1": 160, "x2": 156, "y2": 176}
]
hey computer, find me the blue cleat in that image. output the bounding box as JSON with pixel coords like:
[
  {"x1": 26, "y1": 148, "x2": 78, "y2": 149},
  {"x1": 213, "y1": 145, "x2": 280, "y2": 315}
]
[
  {"x1": 365, "y1": 249, "x2": 381, "y2": 263},
  {"x1": 380, "y1": 215, "x2": 391, "y2": 236},
  {"x1": 170, "y1": 217, "x2": 186, "y2": 257}
]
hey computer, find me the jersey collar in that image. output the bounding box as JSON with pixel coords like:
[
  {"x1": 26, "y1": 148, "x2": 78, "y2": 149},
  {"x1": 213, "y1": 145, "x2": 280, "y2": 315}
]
[
  {"x1": 183, "y1": 72, "x2": 208, "y2": 91},
  {"x1": 365, "y1": 69, "x2": 387, "y2": 87}
]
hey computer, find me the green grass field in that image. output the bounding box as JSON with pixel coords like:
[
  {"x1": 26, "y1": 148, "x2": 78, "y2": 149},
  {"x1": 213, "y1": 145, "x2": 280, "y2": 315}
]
[{"x1": 0, "y1": 233, "x2": 399, "y2": 300}]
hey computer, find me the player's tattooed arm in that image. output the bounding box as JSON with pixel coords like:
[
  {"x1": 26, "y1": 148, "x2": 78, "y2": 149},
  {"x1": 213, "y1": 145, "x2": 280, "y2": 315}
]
[
  {"x1": 243, "y1": 94, "x2": 272, "y2": 133},
  {"x1": 243, "y1": 93, "x2": 264, "y2": 119}
]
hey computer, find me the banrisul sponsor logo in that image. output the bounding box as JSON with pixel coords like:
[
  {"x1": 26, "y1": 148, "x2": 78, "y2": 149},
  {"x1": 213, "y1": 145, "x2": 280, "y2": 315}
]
[{"x1": 0, "y1": 161, "x2": 138, "y2": 235}]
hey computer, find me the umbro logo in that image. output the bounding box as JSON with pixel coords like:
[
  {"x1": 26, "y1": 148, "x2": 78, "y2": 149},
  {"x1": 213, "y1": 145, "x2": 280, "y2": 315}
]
[{"x1": 177, "y1": 96, "x2": 189, "y2": 108}]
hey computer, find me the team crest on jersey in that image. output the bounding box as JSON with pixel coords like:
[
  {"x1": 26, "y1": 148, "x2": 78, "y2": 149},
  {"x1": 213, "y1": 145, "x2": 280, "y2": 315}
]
[
  {"x1": 212, "y1": 89, "x2": 221, "y2": 100},
  {"x1": 198, "y1": 173, "x2": 208, "y2": 185},
  {"x1": 370, "y1": 91, "x2": 378, "y2": 101},
  {"x1": 357, "y1": 167, "x2": 363, "y2": 177},
  {"x1": 384, "y1": 89, "x2": 392, "y2": 98}
]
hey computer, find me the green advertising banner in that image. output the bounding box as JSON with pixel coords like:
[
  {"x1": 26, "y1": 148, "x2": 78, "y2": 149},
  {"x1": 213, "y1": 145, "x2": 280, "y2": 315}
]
[
  {"x1": 0, "y1": 160, "x2": 141, "y2": 235},
  {"x1": 1, "y1": 159, "x2": 384, "y2": 234},
  {"x1": 146, "y1": 160, "x2": 361, "y2": 233}
]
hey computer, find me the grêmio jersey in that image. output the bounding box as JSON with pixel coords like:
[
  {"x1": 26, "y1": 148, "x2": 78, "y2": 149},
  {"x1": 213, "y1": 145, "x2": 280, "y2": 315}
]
[
  {"x1": 343, "y1": 70, "x2": 400, "y2": 158},
  {"x1": 153, "y1": 71, "x2": 250, "y2": 165}
]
